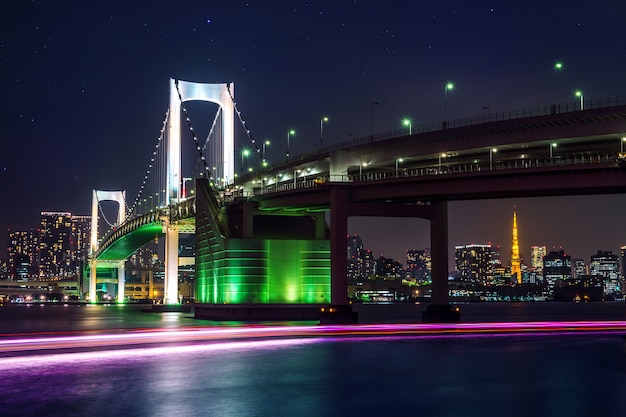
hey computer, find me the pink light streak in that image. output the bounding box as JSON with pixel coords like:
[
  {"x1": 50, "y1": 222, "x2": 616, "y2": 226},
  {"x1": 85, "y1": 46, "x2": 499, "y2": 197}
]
[{"x1": 0, "y1": 320, "x2": 624, "y2": 358}]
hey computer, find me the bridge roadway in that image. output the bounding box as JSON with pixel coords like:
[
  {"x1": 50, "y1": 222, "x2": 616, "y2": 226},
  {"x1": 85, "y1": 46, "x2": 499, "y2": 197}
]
[
  {"x1": 94, "y1": 101, "x2": 626, "y2": 316},
  {"x1": 235, "y1": 102, "x2": 626, "y2": 316}
]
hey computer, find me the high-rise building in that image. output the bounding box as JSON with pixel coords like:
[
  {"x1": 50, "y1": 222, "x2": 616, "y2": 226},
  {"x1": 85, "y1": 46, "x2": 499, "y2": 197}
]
[
  {"x1": 347, "y1": 235, "x2": 364, "y2": 279},
  {"x1": 510, "y1": 211, "x2": 521, "y2": 284},
  {"x1": 70, "y1": 214, "x2": 91, "y2": 275},
  {"x1": 7, "y1": 229, "x2": 39, "y2": 280},
  {"x1": 590, "y1": 250, "x2": 620, "y2": 295},
  {"x1": 530, "y1": 245, "x2": 547, "y2": 278},
  {"x1": 38, "y1": 212, "x2": 73, "y2": 278},
  {"x1": 406, "y1": 248, "x2": 431, "y2": 283},
  {"x1": 543, "y1": 250, "x2": 572, "y2": 288},
  {"x1": 455, "y1": 244, "x2": 492, "y2": 284},
  {"x1": 573, "y1": 258, "x2": 587, "y2": 279}
]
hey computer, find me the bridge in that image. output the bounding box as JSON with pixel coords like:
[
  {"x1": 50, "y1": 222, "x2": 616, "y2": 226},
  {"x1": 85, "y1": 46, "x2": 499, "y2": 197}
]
[{"x1": 89, "y1": 78, "x2": 626, "y2": 321}]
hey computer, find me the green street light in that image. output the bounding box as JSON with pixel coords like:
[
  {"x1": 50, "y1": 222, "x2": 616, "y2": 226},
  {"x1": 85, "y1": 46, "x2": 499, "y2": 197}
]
[
  {"x1": 575, "y1": 90, "x2": 584, "y2": 110},
  {"x1": 444, "y1": 82, "x2": 454, "y2": 122},
  {"x1": 241, "y1": 148, "x2": 250, "y2": 172},
  {"x1": 320, "y1": 117, "x2": 329, "y2": 152},
  {"x1": 402, "y1": 118, "x2": 412, "y2": 135},
  {"x1": 287, "y1": 130, "x2": 295, "y2": 161},
  {"x1": 262, "y1": 140, "x2": 270, "y2": 166},
  {"x1": 554, "y1": 61, "x2": 563, "y2": 108}
]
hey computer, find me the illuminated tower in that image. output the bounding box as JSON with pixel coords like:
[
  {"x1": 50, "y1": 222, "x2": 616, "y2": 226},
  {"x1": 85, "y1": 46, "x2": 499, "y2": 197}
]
[{"x1": 511, "y1": 211, "x2": 521, "y2": 284}]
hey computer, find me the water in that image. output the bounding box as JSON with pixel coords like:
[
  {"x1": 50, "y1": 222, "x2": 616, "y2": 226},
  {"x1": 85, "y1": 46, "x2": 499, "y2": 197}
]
[
  {"x1": 1, "y1": 303, "x2": 626, "y2": 416},
  {"x1": 1, "y1": 333, "x2": 625, "y2": 417}
]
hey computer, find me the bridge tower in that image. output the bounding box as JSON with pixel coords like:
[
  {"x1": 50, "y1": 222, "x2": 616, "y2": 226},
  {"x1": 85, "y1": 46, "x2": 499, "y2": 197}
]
[
  {"x1": 89, "y1": 190, "x2": 126, "y2": 303},
  {"x1": 164, "y1": 78, "x2": 235, "y2": 304}
]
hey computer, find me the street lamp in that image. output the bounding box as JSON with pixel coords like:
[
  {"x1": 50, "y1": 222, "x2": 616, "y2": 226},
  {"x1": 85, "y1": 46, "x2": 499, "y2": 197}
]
[
  {"x1": 359, "y1": 162, "x2": 368, "y2": 176},
  {"x1": 182, "y1": 177, "x2": 192, "y2": 198},
  {"x1": 490, "y1": 148, "x2": 497, "y2": 170},
  {"x1": 262, "y1": 140, "x2": 270, "y2": 167},
  {"x1": 320, "y1": 117, "x2": 328, "y2": 151},
  {"x1": 402, "y1": 118, "x2": 412, "y2": 135},
  {"x1": 621, "y1": 137, "x2": 626, "y2": 153},
  {"x1": 554, "y1": 61, "x2": 563, "y2": 108},
  {"x1": 438, "y1": 152, "x2": 447, "y2": 173},
  {"x1": 444, "y1": 82, "x2": 454, "y2": 122},
  {"x1": 575, "y1": 90, "x2": 583, "y2": 110},
  {"x1": 550, "y1": 142, "x2": 557, "y2": 159},
  {"x1": 241, "y1": 148, "x2": 250, "y2": 172},
  {"x1": 287, "y1": 130, "x2": 295, "y2": 161},
  {"x1": 395, "y1": 158, "x2": 403, "y2": 177}
]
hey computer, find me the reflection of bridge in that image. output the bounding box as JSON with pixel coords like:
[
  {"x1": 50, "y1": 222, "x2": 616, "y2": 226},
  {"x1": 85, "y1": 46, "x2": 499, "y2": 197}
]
[{"x1": 91, "y1": 79, "x2": 626, "y2": 321}]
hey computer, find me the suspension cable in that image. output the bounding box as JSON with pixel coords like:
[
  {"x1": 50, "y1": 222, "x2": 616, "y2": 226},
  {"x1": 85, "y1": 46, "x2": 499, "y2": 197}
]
[
  {"x1": 225, "y1": 83, "x2": 262, "y2": 159},
  {"x1": 128, "y1": 109, "x2": 169, "y2": 216}
]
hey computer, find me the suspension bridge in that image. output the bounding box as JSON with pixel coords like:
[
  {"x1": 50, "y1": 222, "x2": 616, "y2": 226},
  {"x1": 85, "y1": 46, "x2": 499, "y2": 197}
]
[{"x1": 88, "y1": 78, "x2": 626, "y2": 322}]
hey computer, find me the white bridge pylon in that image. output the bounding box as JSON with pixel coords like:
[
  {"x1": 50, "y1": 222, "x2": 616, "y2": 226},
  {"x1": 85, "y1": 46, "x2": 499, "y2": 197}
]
[
  {"x1": 89, "y1": 190, "x2": 126, "y2": 303},
  {"x1": 164, "y1": 79, "x2": 235, "y2": 305}
]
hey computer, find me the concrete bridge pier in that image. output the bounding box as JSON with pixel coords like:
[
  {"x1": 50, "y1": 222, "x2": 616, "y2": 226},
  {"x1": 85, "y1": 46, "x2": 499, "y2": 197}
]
[
  {"x1": 322, "y1": 186, "x2": 358, "y2": 323},
  {"x1": 117, "y1": 261, "x2": 125, "y2": 303},
  {"x1": 422, "y1": 200, "x2": 460, "y2": 323}
]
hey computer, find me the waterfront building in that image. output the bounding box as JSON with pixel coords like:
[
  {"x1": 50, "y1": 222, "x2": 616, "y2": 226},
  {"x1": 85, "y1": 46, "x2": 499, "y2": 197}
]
[
  {"x1": 38, "y1": 212, "x2": 90, "y2": 279},
  {"x1": 573, "y1": 258, "x2": 587, "y2": 279},
  {"x1": 455, "y1": 244, "x2": 493, "y2": 284},
  {"x1": 362, "y1": 249, "x2": 374, "y2": 278},
  {"x1": 374, "y1": 256, "x2": 403, "y2": 277},
  {"x1": 510, "y1": 211, "x2": 521, "y2": 284},
  {"x1": 6, "y1": 229, "x2": 39, "y2": 280},
  {"x1": 347, "y1": 235, "x2": 364, "y2": 279},
  {"x1": 406, "y1": 248, "x2": 431, "y2": 283},
  {"x1": 590, "y1": 250, "x2": 620, "y2": 295},
  {"x1": 530, "y1": 245, "x2": 546, "y2": 279},
  {"x1": 543, "y1": 250, "x2": 572, "y2": 288}
]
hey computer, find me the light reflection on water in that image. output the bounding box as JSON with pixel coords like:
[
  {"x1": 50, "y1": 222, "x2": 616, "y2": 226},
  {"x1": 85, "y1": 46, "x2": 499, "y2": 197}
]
[{"x1": 1, "y1": 334, "x2": 625, "y2": 417}]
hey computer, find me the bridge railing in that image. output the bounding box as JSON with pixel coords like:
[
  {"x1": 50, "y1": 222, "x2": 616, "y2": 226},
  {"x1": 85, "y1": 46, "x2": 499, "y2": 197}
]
[
  {"x1": 317, "y1": 96, "x2": 626, "y2": 156},
  {"x1": 254, "y1": 151, "x2": 619, "y2": 196}
]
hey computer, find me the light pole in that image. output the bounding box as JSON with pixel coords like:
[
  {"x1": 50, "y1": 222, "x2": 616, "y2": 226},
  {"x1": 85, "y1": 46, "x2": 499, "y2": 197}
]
[
  {"x1": 553, "y1": 61, "x2": 563, "y2": 109},
  {"x1": 262, "y1": 140, "x2": 270, "y2": 167},
  {"x1": 550, "y1": 142, "x2": 557, "y2": 159},
  {"x1": 575, "y1": 90, "x2": 583, "y2": 110},
  {"x1": 320, "y1": 117, "x2": 328, "y2": 152},
  {"x1": 622, "y1": 137, "x2": 626, "y2": 153},
  {"x1": 444, "y1": 82, "x2": 454, "y2": 122},
  {"x1": 402, "y1": 118, "x2": 412, "y2": 135},
  {"x1": 286, "y1": 129, "x2": 295, "y2": 161},
  {"x1": 182, "y1": 177, "x2": 192, "y2": 198},
  {"x1": 490, "y1": 148, "x2": 497, "y2": 170},
  {"x1": 395, "y1": 158, "x2": 403, "y2": 177},
  {"x1": 241, "y1": 148, "x2": 250, "y2": 172},
  {"x1": 438, "y1": 153, "x2": 446, "y2": 173}
]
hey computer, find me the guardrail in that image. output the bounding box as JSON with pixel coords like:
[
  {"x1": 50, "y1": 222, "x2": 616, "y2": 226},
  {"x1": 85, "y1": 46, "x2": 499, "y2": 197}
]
[{"x1": 254, "y1": 152, "x2": 619, "y2": 197}]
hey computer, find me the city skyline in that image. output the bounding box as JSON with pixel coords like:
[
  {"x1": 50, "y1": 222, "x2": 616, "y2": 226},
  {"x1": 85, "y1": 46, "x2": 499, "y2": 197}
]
[{"x1": 2, "y1": 1, "x2": 626, "y2": 262}]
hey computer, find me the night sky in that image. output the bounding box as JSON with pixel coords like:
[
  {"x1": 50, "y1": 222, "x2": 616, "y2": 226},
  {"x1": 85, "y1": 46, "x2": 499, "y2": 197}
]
[{"x1": 2, "y1": 1, "x2": 626, "y2": 268}]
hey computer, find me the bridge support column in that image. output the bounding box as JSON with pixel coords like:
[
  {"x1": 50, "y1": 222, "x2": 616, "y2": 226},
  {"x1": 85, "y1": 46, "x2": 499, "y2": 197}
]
[
  {"x1": 164, "y1": 224, "x2": 179, "y2": 305},
  {"x1": 117, "y1": 261, "x2": 125, "y2": 303},
  {"x1": 89, "y1": 260, "x2": 97, "y2": 303},
  {"x1": 322, "y1": 186, "x2": 358, "y2": 324},
  {"x1": 330, "y1": 187, "x2": 348, "y2": 305},
  {"x1": 423, "y1": 200, "x2": 460, "y2": 323}
]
